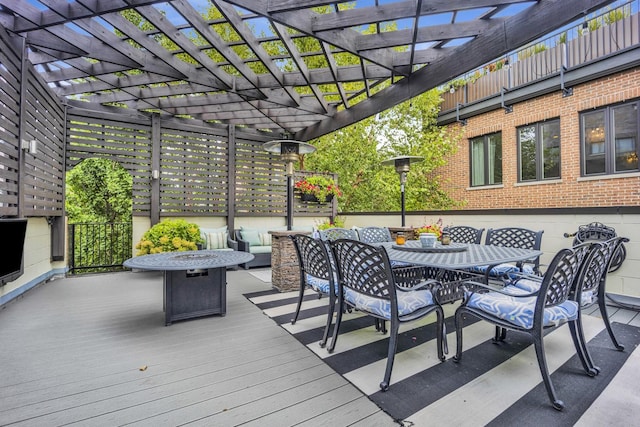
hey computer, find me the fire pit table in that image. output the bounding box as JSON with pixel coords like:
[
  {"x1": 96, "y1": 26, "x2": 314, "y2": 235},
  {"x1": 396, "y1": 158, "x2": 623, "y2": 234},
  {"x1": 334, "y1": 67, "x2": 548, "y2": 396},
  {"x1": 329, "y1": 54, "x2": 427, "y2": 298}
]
[{"x1": 124, "y1": 250, "x2": 254, "y2": 325}]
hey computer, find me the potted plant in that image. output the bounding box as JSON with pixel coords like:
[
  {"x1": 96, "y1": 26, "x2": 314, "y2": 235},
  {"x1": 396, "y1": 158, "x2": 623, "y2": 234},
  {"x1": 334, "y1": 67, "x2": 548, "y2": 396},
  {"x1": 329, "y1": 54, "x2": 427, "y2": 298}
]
[
  {"x1": 414, "y1": 218, "x2": 444, "y2": 240},
  {"x1": 294, "y1": 175, "x2": 342, "y2": 203},
  {"x1": 135, "y1": 219, "x2": 204, "y2": 255}
]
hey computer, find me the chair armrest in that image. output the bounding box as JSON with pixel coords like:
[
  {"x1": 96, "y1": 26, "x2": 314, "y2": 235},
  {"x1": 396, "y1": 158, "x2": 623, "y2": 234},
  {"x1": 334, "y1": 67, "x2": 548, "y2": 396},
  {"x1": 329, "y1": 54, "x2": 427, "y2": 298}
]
[
  {"x1": 236, "y1": 236, "x2": 250, "y2": 252},
  {"x1": 227, "y1": 236, "x2": 238, "y2": 251},
  {"x1": 397, "y1": 279, "x2": 440, "y2": 292},
  {"x1": 461, "y1": 280, "x2": 538, "y2": 298},
  {"x1": 508, "y1": 271, "x2": 543, "y2": 284}
]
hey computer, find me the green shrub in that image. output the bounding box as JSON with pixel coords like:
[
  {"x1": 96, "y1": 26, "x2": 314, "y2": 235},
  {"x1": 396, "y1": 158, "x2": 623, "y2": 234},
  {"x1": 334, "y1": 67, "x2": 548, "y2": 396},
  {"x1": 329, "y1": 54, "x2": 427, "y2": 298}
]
[
  {"x1": 316, "y1": 216, "x2": 345, "y2": 230},
  {"x1": 135, "y1": 219, "x2": 203, "y2": 255}
]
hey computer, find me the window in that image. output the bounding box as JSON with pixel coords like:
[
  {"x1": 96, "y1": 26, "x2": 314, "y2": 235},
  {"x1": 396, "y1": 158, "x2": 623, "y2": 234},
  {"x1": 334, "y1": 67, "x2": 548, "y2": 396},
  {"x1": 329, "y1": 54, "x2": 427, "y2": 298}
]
[
  {"x1": 517, "y1": 119, "x2": 561, "y2": 182},
  {"x1": 470, "y1": 132, "x2": 502, "y2": 187},
  {"x1": 582, "y1": 102, "x2": 639, "y2": 176}
]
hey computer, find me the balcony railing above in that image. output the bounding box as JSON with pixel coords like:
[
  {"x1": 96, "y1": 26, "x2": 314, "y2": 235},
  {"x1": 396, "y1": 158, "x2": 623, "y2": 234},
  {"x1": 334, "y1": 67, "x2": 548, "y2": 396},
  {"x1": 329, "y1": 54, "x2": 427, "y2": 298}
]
[{"x1": 440, "y1": 1, "x2": 640, "y2": 113}]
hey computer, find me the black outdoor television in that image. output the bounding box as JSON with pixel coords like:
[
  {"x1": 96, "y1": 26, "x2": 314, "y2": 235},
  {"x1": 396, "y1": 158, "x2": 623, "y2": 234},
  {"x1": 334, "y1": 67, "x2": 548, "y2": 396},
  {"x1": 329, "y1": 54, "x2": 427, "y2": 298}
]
[{"x1": 0, "y1": 218, "x2": 27, "y2": 286}]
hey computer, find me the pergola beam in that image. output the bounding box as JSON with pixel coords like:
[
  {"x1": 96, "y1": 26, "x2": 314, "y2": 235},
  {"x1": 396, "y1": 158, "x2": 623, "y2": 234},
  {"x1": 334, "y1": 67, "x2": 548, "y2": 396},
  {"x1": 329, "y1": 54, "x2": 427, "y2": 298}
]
[{"x1": 296, "y1": 0, "x2": 614, "y2": 140}]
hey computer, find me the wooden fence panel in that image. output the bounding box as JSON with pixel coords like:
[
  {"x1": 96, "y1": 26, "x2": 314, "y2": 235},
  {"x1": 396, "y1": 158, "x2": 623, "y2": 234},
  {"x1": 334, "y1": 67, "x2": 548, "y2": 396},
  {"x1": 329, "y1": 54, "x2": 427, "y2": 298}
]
[
  {"x1": 159, "y1": 122, "x2": 229, "y2": 215},
  {"x1": 22, "y1": 65, "x2": 65, "y2": 215},
  {"x1": 0, "y1": 25, "x2": 21, "y2": 216},
  {"x1": 234, "y1": 137, "x2": 286, "y2": 215}
]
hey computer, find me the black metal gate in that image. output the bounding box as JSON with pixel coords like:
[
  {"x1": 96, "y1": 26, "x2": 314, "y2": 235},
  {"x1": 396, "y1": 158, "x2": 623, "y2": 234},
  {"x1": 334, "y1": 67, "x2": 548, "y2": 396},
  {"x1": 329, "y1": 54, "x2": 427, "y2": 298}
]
[{"x1": 68, "y1": 223, "x2": 132, "y2": 275}]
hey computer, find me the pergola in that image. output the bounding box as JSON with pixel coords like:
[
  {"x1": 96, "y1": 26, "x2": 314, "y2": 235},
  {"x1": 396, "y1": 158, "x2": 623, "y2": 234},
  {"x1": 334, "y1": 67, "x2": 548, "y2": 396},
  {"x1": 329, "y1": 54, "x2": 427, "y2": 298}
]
[{"x1": 0, "y1": 0, "x2": 614, "y2": 141}]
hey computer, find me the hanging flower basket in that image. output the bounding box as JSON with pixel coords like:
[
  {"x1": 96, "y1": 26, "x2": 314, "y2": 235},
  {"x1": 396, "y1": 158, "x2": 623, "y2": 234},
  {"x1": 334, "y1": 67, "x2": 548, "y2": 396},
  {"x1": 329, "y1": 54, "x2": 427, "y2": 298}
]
[
  {"x1": 295, "y1": 175, "x2": 342, "y2": 203},
  {"x1": 301, "y1": 193, "x2": 318, "y2": 202}
]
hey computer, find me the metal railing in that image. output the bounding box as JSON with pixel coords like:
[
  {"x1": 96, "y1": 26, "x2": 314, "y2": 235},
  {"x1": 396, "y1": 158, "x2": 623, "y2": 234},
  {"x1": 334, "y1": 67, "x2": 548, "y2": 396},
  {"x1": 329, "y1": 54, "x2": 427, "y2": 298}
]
[
  {"x1": 440, "y1": 0, "x2": 639, "y2": 112},
  {"x1": 68, "y1": 222, "x2": 132, "y2": 275}
]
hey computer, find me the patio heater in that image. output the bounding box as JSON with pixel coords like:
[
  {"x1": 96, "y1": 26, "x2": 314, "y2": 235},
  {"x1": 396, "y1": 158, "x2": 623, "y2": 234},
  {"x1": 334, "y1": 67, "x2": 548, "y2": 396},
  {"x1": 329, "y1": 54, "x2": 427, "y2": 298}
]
[
  {"x1": 263, "y1": 140, "x2": 316, "y2": 230},
  {"x1": 382, "y1": 156, "x2": 424, "y2": 227}
]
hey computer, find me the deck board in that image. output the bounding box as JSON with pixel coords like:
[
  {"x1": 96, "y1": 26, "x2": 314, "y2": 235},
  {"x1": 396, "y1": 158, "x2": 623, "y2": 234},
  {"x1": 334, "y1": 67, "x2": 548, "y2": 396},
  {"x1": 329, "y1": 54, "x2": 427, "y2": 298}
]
[
  {"x1": 1, "y1": 269, "x2": 638, "y2": 426},
  {"x1": 0, "y1": 270, "x2": 395, "y2": 426}
]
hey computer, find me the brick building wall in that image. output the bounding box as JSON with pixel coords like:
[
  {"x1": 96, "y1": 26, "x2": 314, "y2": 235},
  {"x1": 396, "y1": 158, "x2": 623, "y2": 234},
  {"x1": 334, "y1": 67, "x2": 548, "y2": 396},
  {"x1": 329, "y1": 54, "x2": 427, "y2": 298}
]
[{"x1": 439, "y1": 68, "x2": 640, "y2": 209}]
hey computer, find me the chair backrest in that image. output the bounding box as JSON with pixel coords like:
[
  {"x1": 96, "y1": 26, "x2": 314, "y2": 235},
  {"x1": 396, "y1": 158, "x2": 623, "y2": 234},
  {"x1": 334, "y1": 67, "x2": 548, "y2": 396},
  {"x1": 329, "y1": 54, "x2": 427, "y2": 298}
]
[
  {"x1": 485, "y1": 227, "x2": 544, "y2": 272},
  {"x1": 319, "y1": 227, "x2": 359, "y2": 241},
  {"x1": 358, "y1": 226, "x2": 393, "y2": 244},
  {"x1": 576, "y1": 237, "x2": 629, "y2": 297},
  {"x1": 330, "y1": 239, "x2": 396, "y2": 308},
  {"x1": 443, "y1": 226, "x2": 484, "y2": 244},
  {"x1": 571, "y1": 222, "x2": 617, "y2": 245},
  {"x1": 291, "y1": 234, "x2": 333, "y2": 283},
  {"x1": 536, "y1": 242, "x2": 592, "y2": 313},
  {"x1": 568, "y1": 222, "x2": 627, "y2": 273}
]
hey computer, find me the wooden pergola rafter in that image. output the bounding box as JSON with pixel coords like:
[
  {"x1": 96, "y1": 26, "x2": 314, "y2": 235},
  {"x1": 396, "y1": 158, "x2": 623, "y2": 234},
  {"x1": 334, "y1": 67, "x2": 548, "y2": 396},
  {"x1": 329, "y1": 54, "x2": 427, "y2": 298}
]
[{"x1": 0, "y1": 0, "x2": 615, "y2": 138}]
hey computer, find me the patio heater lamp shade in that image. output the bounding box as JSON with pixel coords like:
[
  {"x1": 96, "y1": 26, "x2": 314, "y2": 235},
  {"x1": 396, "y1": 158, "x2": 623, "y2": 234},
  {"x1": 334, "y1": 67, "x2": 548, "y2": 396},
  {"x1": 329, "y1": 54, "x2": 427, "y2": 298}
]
[
  {"x1": 263, "y1": 140, "x2": 317, "y2": 230},
  {"x1": 263, "y1": 140, "x2": 316, "y2": 176},
  {"x1": 382, "y1": 156, "x2": 424, "y2": 227}
]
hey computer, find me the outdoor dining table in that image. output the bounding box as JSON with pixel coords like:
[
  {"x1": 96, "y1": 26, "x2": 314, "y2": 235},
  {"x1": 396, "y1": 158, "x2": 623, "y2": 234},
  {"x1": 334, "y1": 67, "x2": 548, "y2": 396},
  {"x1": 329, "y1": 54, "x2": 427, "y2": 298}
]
[
  {"x1": 378, "y1": 241, "x2": 543, "y2": 303},
  {"x1": 124, "y1": 250, "x2": 254, "y2": 325}
]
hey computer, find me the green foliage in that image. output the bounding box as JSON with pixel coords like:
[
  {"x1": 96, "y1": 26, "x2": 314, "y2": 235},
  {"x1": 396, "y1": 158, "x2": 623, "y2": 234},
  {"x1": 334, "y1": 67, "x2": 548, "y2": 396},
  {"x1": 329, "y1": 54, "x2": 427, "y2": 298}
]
[
  {"x1": 135, "y1": 219, "x2": 204, "y2": 255},
  {"x1": 316, "y1": 216, "x2": 345, "y2": 230},
  {"x1": 66, "y1": 158, "x2": 132, "y2": 223},
  {"x1": 303, "y1": 89, "x2": 461, "y2": 213},
  {"x1": 518, "y1": 43, "x2": 547, "y2": 60}
]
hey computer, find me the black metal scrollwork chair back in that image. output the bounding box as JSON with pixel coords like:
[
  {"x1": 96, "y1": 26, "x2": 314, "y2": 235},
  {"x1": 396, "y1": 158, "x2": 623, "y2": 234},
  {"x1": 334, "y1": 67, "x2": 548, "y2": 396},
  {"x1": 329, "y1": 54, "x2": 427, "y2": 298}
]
[
  {"x1": 290, "y1": 234, "x2": 337, "y2": 349},
  {"x1": 357, "y1": 226, "x2": 393, "y2": 244},
  {"x1": 564, "y1": 221, "x2": 627, "y2": 273},
  {"x1": 453, "y1": 242, "x2": 593, "y2": 410},
  {"x1": 358, "y1": 226, "x2": 414, "y2": 268},
  {"x1": 443, "y1": 225, "x2": 484, "y2": 244},
  {"x1": 330, "y1": 239, "x2": 446, "y2": 392},
  {"x1": 477, "y1": 227, "x2": 544, "y2": 280},
  {"x1": 319, "y1": 227, "x2": 359, "y2": 242}
]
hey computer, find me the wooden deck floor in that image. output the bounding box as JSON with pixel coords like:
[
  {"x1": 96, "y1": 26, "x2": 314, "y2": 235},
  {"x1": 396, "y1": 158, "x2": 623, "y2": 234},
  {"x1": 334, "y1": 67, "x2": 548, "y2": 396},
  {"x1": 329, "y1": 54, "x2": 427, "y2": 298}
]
[
  {"x1": 1, "y1": 269, "x2": 639, "y2": 426},
  {"x1": 0, "y1": 270, "x2": 395, "y2": 426}
]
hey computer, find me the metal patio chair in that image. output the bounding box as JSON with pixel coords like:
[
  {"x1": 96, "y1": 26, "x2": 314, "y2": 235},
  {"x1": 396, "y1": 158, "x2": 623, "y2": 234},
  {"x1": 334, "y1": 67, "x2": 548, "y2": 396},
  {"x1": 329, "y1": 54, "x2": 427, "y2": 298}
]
[
  {"x1": 473, "y1": 227, "x2": 544, "y2": 280},
  {"x1": 319, "y1": 227, "x2": 359, "y2": 241},
  {"x1": 357, "y1": 226, "x2": 393, "y2": 243},
  {"x1": 443, "y1": 225, "x2": 484, "y2": 244},
  {"x1": 330, "y1": 239, "x2": 446, "y2": 391},
  {"x1": 564, "y1": 221, "x2": 626, "y2": 273},
  {"x1": 453, "y1": 242, "x2": 594, "y2": 410},
  {"x1": 290, "y1": 234, "x2": 337, "y2": 348}
]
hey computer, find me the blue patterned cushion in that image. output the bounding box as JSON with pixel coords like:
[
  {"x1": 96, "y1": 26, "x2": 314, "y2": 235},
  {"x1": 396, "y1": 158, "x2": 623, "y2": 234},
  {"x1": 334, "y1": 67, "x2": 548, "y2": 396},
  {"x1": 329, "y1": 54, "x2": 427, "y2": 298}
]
[
  {"x1": 305, "y1": 273, "x2": 338, "y2": 294},
  {"x1": 510, "y1": 277, "x2": 542, "y2": 293},
  {"x1": 465, "y1": 287, "x2": 579, "y2": 329},
  {"x1": 343, "y1": 287, "x2": 434, "y2": 319},
  {"x1": 471, "y1": 263, "x2": 519, "y2": 276},
  {"x1": 390, "y1": 260, "x2": 413, "y2": 268},
  {"x1": 471, "y1": 263, "x2": 535, "y2": 278}
]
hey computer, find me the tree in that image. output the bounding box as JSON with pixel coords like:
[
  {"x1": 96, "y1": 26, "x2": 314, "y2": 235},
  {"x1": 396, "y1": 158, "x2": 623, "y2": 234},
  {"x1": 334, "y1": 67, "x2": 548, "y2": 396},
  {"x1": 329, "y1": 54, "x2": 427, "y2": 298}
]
[
  {"x1": 66, "y1": 158, "x2": 132, "y2": 223},
  {"x1": 304, "y1": 89, "x2": 462, "y2": 212}
]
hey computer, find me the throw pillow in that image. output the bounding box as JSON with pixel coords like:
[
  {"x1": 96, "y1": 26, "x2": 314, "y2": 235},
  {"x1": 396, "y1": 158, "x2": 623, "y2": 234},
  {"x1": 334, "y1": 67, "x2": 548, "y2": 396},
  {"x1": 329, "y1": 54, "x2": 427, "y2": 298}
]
[
  {"x1": 207, "y1": 231, "x2": 228, "y2": 249},
  {"x1": 240, "y1": 228, "x2": 261, "y2": 246},
  {"x1": 259, "y1": 232, "x2": 272, "y2": 246},
  {"x1": 200, "y1": 226, "x2": 228, "y2": 249}
]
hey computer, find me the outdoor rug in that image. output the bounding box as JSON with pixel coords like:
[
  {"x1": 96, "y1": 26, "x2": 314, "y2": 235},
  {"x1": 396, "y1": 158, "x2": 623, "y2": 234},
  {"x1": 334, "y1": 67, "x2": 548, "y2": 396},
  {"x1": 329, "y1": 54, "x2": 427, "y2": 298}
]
[
  {"x1": 248, "y1": 268, "x2": 272, "y2": 283},
  {"x1": 244, "y1": 289, "x2": 640, "y2": 426}
]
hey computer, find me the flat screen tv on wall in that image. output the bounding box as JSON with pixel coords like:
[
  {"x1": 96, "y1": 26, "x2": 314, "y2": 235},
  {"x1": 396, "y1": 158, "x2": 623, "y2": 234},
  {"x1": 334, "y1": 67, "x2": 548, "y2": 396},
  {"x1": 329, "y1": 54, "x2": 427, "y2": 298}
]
[{"x1": 0, "y1": 218, "x2": 28, "y2": 286}]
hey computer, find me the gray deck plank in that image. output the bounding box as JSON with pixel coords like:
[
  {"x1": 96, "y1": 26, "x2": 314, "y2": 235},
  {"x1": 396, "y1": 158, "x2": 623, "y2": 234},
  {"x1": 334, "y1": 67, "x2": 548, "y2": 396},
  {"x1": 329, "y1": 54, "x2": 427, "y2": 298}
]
[
  {"x1": 3, "y1": 268, "x2": 638, "y2": 427},
  {"x1": 295, "y1": 396, "x2": 396, "y2": 427},
  {"x1": 0, "y1": 270, "x2": 392, "y2": 426}
]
